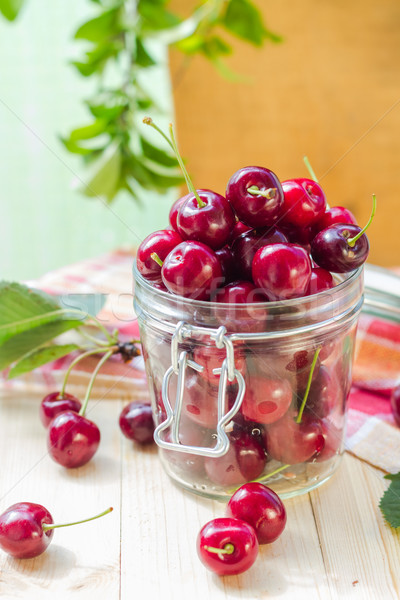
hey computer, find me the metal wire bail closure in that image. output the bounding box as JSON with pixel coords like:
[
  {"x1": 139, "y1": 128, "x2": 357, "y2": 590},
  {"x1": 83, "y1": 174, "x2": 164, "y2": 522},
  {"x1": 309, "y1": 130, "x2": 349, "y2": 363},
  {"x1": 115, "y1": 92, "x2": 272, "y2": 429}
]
[{"x1": 153, "y1": 322, "x2": 246, "y2": 458}]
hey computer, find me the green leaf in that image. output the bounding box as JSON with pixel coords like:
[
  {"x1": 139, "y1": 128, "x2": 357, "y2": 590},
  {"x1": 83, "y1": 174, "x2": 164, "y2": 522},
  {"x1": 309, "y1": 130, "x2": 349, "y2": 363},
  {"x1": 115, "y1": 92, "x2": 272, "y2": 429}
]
[
  {"x1": 80, "y1": 141, "x2": 121, "y2": 200},
  {"x1": 201, "y1": 36, "x2": 232, "y2": 59},
  {"x1": 0, "y1": 282, "x2": 79, "y2": 345},
  {"x1": 68, "y1": 120, "x2": 108, "y2": 142},
  {"x1": 74, "y1": 7, "x2": 121, "y2": 42},
  {"x1": 135, "y1": 38, "x2": 156, "y2": 67},
  {"x1": 140, "y1": 136, "x2": 179, "y2": 167},
  {"x1": 86, "y1": 95, "x2": 128, "y2": 121},
  {"x1": 72, "y1": 42, "x2": 122, "y2": 77},
  {"x1": 224, "y1": 0, "x2": 279, "y2": 47},
  {"x1": 8, "y1": 344, "x2": 78, "y2": 379},
  {"x1": 0, "y1": 320, "x2": 83, "y2": 371},
  {"x1": 379, "y1": 473, "x2": 400, "y2": 528},
  {"x1": 138, "y1": 3, "x2": 181, "y2": 31},
  {"x1": 0, "y1": 0, "x2": 25, "y2": 21},
  {"x1": 384, "y1": 473, "x2": 400, "y2": 482}
]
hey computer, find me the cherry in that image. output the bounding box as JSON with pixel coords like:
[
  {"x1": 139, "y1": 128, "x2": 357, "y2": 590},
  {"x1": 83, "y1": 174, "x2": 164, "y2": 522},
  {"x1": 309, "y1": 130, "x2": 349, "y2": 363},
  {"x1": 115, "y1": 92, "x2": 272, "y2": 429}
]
[
  {"x1": 161, "y1": 417, "x2": 212, "y2": 476},
  {"x1": 231, "y1": 227, "x2": 288, "y2": 280},
  {"x1": 193, "y1": 345, "x2": 246, "y2": 387},
  {"x1": 305, "y1": 267, "x2": 335, "y2": 295},
  {"x1": 300, "y1": 365, "x2": 337, "y2": 419},
  {"x1": 176, "y1": 190, "x2": 236, "y2": 250},
  {"x1": 47, "y1": 411, "x2": 101, "y2": 468},
  {"x1": 169, "y1": 194, "x2": 189, "y2": 231},
  {"x1": 241, "y1": 375, "x2": 292, "y2": 425},
  {"x1": 390, "y1": 384, "x2": 400, "y2": 427},
  {"x1": 311, "y1": 194, "x2": 375, "y2": 273},
  {"x1": 215, "y1": 246, "x2": 235, "y2": 284},
  {"x1": 226, "y1": 166, "x2": 284, "y2": 228},
  {"x1": 136, "y1": 229, "x2": 183, "y2": 281},
  {"x1": 252, "y1": 243, "x2": 312, "y2": 301},
  {"x1": 204, "y1": 430, "x2": 266, "y2": 486},
  {"x1": 313, "y1": 206, "x2": 357, "y2": 235},
  {"x1": 214, "y1": 281, "x2": 268, "y2": 333},
  {"x1": 265, "y1": 411, "x2": 325, "y2": 464},
  {"x1": 311, "y1": 223, "x2": 370, "y2": 273},
  {"x1": 313, "y1": 420, "x2": 342, "y2": 462},
  {"x1": 119, "y1": 402, "x2": 155, "y2": 444},
  {"x1": 197, "y1": 517, "x2": 258, "y2": 576},
  {"x1": 281, "y1": 178, "x2": 326, "y2": 227},
  {"x1": 228, "y1": 220, "x2": 252, "y2": 244},
  {"x1": 0, "y1": 503, "x2": 112, "y2": 559},
  {"x1": 226, "y1": 483, "x2": 286, "y2": 544},
  {"x1": 39, "y1": 391, "x2": 82, "y2": 428},
  {"x1": 161, "y1": 241, "x2": 223, "y2": 300}
]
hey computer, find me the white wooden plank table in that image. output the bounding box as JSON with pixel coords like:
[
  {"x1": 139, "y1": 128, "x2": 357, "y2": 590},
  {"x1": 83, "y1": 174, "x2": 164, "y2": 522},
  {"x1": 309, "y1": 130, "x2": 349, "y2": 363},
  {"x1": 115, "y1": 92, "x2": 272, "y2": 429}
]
[{"x1": 0, "y1": 388, "x2": 398, "y2": 600}]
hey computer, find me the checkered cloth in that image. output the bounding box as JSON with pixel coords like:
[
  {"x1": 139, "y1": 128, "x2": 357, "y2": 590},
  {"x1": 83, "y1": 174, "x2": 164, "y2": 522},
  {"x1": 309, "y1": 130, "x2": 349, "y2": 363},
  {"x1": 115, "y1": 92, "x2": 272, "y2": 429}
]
[{"x1": 2, "y1": 250, "x2": 399, "y2": 473}]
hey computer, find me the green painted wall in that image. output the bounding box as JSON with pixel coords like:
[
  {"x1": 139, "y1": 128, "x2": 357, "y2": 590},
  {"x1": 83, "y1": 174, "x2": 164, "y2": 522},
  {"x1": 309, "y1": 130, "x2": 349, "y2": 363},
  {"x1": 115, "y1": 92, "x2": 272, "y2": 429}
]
[{"x1": 0, "y1": 1, "x2": 175, "y2": 281}]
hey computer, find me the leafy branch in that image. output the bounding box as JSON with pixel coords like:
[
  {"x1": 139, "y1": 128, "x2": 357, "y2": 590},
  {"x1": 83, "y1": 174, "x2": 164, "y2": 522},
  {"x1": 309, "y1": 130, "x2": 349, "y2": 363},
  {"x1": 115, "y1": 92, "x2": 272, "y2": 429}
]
[{"x1": 0, "y1": 0, "x2": 281, "y2": 203}]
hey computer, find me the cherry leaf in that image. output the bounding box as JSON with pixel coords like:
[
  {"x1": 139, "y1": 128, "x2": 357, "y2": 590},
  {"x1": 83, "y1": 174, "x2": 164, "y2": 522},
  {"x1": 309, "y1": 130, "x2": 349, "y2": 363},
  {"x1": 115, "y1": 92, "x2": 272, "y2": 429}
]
[
  {"x1": 8, "y1": 344, "x2": 79, "y2": 379},
  {"x1": 379, "y1": 473, "x2": 400, "y2": 529}
]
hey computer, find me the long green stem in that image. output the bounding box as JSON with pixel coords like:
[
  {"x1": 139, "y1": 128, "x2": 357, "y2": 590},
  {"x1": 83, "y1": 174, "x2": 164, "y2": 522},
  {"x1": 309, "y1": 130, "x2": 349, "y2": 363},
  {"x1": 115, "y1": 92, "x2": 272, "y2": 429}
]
[
  {"x1": 303, "y1": 156, "x2": 319, "y2": 182},
  {"x1": 78, "y1": 328, "x2": 110, "y2": 347},
  {"x1": 60, "y1": 346, "x2": 115, "y2": 398},
  {"x1": 79, "y1": 349, "x2": 116, "y2": 417},
  {"x1": 296, "y1": 347, "x2": 321, "y2": 424},
  {"x1": 42, "y1": 507, "x2": 113, "y2": 532},
  {"x1": 347, "y1": 194, "x2": 376, "y2": 247},
  {"x1": 87, "y1": 316, "x2": 116, "y2": 344},
  {"x1": 228, "y1": 463, "x2": 291, "y2": 494}
]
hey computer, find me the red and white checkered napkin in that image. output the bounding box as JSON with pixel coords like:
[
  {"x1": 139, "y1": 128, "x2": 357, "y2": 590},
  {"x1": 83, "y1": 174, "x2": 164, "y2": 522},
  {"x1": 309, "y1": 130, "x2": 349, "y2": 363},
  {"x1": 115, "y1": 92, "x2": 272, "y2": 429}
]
[{"x1": 2, "y1": 250, "x2": 400, "y2": 473}]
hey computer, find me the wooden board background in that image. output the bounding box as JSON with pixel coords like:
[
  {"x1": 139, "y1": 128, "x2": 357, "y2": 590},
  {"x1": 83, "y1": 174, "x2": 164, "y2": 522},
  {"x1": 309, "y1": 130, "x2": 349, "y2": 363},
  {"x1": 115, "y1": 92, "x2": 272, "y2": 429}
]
[{"x1": 170, "y1": 0, "x2": 400, "y2": 266}]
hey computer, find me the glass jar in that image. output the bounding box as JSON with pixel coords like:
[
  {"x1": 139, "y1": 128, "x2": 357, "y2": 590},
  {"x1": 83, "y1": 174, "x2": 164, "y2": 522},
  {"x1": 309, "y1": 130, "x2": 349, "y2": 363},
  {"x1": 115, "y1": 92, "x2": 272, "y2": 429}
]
[{"x1": 133, "y1": 264, "x2": 364, "y2": 500}]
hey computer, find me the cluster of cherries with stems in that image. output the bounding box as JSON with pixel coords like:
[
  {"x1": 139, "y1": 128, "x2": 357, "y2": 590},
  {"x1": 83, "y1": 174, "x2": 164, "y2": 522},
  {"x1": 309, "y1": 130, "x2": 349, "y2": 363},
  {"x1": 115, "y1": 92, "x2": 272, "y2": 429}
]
[
  {"x1": 137, "y1": 118, "x2": 376, "y2": 303},
  {"x1": 197, "y1": 481, "x2": 286, "y2": 576}
]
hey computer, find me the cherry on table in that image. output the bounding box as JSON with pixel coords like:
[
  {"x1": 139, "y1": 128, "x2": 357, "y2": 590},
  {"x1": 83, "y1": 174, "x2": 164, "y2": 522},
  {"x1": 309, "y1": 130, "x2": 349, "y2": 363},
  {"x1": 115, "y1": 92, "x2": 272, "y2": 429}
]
[
  {"x1": 226, "y1": 482, "x2": 287, "y2": 544},
  {"x1": 136, "y1": 229, "x2": 183, "y2": 281},
  {"x1": 231, "y1": 227, "x2": 288, "y2": 280},
  {"x1": 47, "y1": 411, "x2": 101, "y2": 468},
  {"x1": 0, "y1": 502, "x2": 112, "y2": 559},
  {"x1": 197, "y1": 517, "x2": 259, "y2": 576},
  {"x1": 39, "y1": 391, "x2": 82, "y2": 428},
  {"x1": 281, "y1": 178, "x2": 327, "y2": 227},
  {"x1": 252, "y1": 243, "x2": 312, "y2": 301},
  {"x1": 176, "y1": 190, "x2": 236, "y2": 250},
  {"x1": 226, "y1": 166, "x2": 284, "y2": 228},
  {"x1": 119, "y1": 402, "x2": 155, "y2": 444},
  {"x1": 161, "y1": 240, "x2": 223, "y2": 300}
]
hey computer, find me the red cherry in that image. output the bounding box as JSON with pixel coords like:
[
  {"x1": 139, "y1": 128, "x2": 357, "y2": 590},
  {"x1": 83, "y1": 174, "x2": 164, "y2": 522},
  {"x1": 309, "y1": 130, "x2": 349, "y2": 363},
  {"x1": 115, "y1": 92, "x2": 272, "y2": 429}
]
[
  {"x1": 265, "y1": 412, "x2": 325, "y2": 464},
  {"x1": 306, "y1": 267, "x2": 335, "y2": 295},
  {"x1": 228, "y1": 220, "x2": 252, "y2": 244},
  {"x1": 47, "y1": 411, "x2": 100, "y2": 468},
  {"x1": 161, "y1": 241, "x2": 223, "y2": 300},
  {"x1": 119, "y1": 402, "x2": 155, "y2": 444},
  {"x1": 161, "y1": 417, "x2": 212, "y2": 476},
  {"x1": 176, "y1": 190, "x2": 236, "y2": 250},
  {"x1": 39, "y1": 391, "x2": 82, "y2": 428},
  {"x1": 311, "y1": 223, "x2": 370, "y2": 273},
  {"x1": 214, "y1": 281, "x2": 268, "y2": 333},
  {"x1": 0, "y1": 503, "x2": 112, "y2": 559},
  {"x1": 204, "y1": 431, "x2": 266, "y2": 486},
  {"x1": 226, "y1": 166, "x2": 284, "y2": 228},
  {"x1": 281, "y1": 178, "x2": 327, "y2": 227},
  {"x1": 215, "y1": 246, "x2": 235, "y2": 284},
  {"x1": 252, "y1": 243, "x2": 312, "y2": 301},
  {"x1": 314, "y1": 420, "x2": 342, "y2": 462},
  {"x1": 226, "y1": 483, "x2": 286, "y2": 544},
  {"x1": 136, "y1": 229, "x2": 183, "y2": 281},
  {"x1": 313, "y1": 206, "x2": 357, "y2": 235},
  {"x1": 169, "y1": 194, "x2": 189, "y2": 231},
  {"x1": 0, "y1": 503, "x2": 54, "y2": 558},
  {"x1": 391, "y1": 384, "x2": 400, "y2": 427},
  {"x1": 231, "y1": 227, "x2": 288, "y2": 280},
  {"x1": 301, "y1": 365, "x2": 337, "y2": 419},
  {"x1": 193, "y1": 345, "x2": 246, "y2": 387},
  {"x1": 197, "y1": 517, "x2": 258, "y2": 576},
  {"x1": 241, "y1": 376, "x2": 292, "y2": 425}
]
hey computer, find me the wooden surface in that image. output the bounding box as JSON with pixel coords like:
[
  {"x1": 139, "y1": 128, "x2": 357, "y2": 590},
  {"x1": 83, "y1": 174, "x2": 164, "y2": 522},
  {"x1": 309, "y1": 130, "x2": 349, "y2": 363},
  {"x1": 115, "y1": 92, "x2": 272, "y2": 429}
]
[
  {"x1": 171, "y1": 0, "x2": 400, "y2": 267},
  {"x1": 0, "y1": 388, "x2": 399, "y2": 599}
]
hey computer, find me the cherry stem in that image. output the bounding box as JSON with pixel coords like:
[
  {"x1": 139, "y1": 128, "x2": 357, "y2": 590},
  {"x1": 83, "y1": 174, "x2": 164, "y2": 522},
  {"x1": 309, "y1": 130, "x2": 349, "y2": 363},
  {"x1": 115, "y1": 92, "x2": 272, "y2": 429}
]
[
  {"x1": 228, "y1": 463, "x2": 290, "y2": 493},
  {"x1": 347, "y1": 194, "x2": 376, "y2": 247},
  {"x1": 78, "y1": 328, "x2": 110, "y2": 347},
  {"x1": 296, "y1": 347, "x2": 321, "y2": 424},
  {"x1": 42, "y1": 507, "x2": 113, "y2": 532},
  {"x1": 86, "y1": 316, "x2": 116, "y2": 344},
  {"x1": 303, "y1": 156, "x2": 319, "y2": 183},
  {"x1": 143, "y1": 117, "x2": 205, "y2": 208},
  {"x1": 79, "y1": 348, "x2": 116, "y2": 417},
  {"x1": 247, "y1": 185, "x2": 277, "y2": 199},
  {"x1": 203, "y1": 543, "x2": 235, "y2": 555},
  {"x1": 60, "y1": 346, "x2": 116, "y2": 398},
  {"x1": 150, "y1": 252, "x2": 164, "y2": 267}
]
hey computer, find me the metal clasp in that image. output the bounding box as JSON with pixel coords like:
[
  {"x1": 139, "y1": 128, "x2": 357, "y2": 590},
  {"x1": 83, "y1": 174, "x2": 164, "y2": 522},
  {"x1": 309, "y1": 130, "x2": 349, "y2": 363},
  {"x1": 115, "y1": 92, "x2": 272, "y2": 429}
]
[{"x1": 153, "y1": 321, "x2": 245, "y2": 458}]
